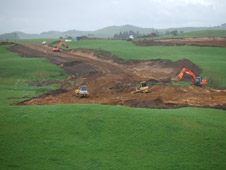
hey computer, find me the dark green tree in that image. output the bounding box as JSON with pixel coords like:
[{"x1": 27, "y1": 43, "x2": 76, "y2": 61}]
[{"x1": 171, "y1": 30, "x2": 178, "y2": 36}]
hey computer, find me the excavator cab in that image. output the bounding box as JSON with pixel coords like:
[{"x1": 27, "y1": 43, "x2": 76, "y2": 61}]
[
  {"x1": 195, "y1": 77, "x2": 207, "y2": 86},
  {"x1": 194, "y1": 77, "x2": 202, "y2": 86}
]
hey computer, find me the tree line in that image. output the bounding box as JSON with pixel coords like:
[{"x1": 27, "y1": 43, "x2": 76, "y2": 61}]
[
  {"x1": 113, "y1": 30, "x2": 184, "y2": 39},
  {"x1": 113, "y1": 31, "x2": 144, "y2": 39}
]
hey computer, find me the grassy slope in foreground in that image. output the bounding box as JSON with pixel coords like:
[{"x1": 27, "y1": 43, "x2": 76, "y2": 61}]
[
  {"x1": 67, "y1": 40, "x2": 226, "y2": 89},
  {"x1": 0, "y1": 105, "x2": 226, "y2": 170}
]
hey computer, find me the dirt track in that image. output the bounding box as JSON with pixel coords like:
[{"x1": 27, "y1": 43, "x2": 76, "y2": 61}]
[
  {"x1": 135, "y1": 37, "x2": 226, "y2": 47},
  {"x1": 9, "y1": 42, "x2": 226, "y2": 110}
]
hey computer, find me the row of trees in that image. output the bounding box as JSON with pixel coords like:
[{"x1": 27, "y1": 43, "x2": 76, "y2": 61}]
[
  {"x1": 113, "y1": 31, "x2": 144, "y2": 39},
  {"x1": 58, "y1": 29, "x2": 185, "y2": 40},
  {"x1": 165, "y1": 30, "x2": 184, "y2": 36},
  {"x1": 59, "y1": 36, "x2": 73, "y2": 39},
  {"x1": 113, "y1": 30, "x2": 184, "y2": 39}
]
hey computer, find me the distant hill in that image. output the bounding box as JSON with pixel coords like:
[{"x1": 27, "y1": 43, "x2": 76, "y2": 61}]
[
  {"x1": 15, "y1": 32, "x2": 41, "y2": 39},
  {"x1": 1, "y1": 24, "x2": 226, "y2": 40},
  {"x1": 92, "y1": 25, "x2": 155, "y2": 38},
  {"x1": 0, "y1": 30, "x2": 92, "y2": 40},
  {"x1": 0, "y1": 32, "x2": 20, "y2": 40}
]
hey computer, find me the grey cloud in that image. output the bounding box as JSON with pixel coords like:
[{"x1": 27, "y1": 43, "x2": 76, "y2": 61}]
[{"x1": 0, "y1": 0, "x2": 225, "y2": 34}]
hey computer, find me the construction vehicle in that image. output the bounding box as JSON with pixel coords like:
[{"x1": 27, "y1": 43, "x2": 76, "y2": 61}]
[
  {"x1": 177, "y1": 68, "x2": 207, "y2": 86},
  {"x1": 52, "y1": 41, "x2": 68, "y2": 52},
  {"x1": 134, "y1": 81, "x2": 150, "y2": 93},
  {"x1": 75, "y1": 86, "x2": 89, "y2": 98}
]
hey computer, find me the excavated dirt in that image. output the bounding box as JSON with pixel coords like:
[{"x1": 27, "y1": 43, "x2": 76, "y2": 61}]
[
  {"x1": 0, "y1": 42, "x2": 16, "y2": 46},
  {"x1": 134, "y1": 37, "x2": 226, "y2": 47},
  {"x1": 9, "y1": 45, "x2": 100, "y2": 76},
  {"x1": 8, "y1": 43, "x2": 226, "y2": 110}
]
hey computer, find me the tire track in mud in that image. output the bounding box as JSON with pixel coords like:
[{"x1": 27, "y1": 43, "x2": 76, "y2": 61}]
[{"x1": 25, "y1": 44, "x2": 127, "y2": 75}]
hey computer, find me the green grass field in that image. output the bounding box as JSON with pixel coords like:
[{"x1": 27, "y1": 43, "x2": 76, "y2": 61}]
[
  {"x1": 180, "y1": 30, "x2": 226, "y2": 38},
  {"x1": 0, "y1": 45, "x2": 67, "y2": 105},
  {"x1": 1, "y1": 44, "x2": 226, "y2": 169},
  {"x1": 1, "y1": 105, "x2": 226, "y2": 170},
  {"x1": 66, "y1": 40, "x2": 226, "y2": 89}
]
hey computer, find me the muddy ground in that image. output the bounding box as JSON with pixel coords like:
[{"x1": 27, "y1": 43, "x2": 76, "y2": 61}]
[
  {"x1": 0, "y1": 42, "x2": 16, "y2": 46},
  {"x1": 134, "y1": 37, "x2": 226, "y2": 47},
  {"x1": 8, "y1": 39, "x2": 226, "y2": 110}
]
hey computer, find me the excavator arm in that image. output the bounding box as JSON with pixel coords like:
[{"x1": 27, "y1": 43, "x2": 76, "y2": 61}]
[
  {"x1": 58, "y1": 41, "x2": 68, "y2": 48},
  {"x1": 177, "y1": 68, "x2": 196, "y2": 84},
  {"x1": 53, "y1": 41, "x2": 68, "y2": 52}
]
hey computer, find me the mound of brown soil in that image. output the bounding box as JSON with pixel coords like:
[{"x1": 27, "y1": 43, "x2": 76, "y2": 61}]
[
  {"x1": 134, "y1": 37, "x2": 226, "y2": 48},
  {"x1": 59, "y1": 61, "x2": 99, "y2": 76}
]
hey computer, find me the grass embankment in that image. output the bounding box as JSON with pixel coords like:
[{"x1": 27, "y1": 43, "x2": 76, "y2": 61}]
[
  {"x1": 0, "y1": 45, "x2": 67, "y2": 105},
  {"x1": 66, "y1": 40, "x2": 226, "y2": 89},
  {"x1": 180, "y1": 30, "x2": 226, "y2": 38},
  {"x1": 1, "y1": 45, "x2": 226, "y2": 169}
]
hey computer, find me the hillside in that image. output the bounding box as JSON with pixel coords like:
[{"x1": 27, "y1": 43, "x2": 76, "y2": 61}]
[
  {"x1": 0, "y1": 30, "x2": 91, "y2": 40},
  {"x1": 92, "y1": 25, "x2": 155, "y2": 38},
  {"x1": 1, "y1": 24, "x2": 226, "y2": 40},
  {"x1": 0, "y1": 32, "x2": 20, "y2": 40}
]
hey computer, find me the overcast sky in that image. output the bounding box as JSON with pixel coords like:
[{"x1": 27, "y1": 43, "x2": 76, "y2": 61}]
[{"x1": 0, "y1": 0, "x2": 225, "y2": 34}]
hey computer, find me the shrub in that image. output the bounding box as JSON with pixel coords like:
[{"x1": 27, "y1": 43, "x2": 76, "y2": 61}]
[{"x1": 206, "y1": 76, "x2": 222, "y2": 89}]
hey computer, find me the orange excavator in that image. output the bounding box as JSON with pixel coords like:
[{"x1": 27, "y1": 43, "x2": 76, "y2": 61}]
[
  {"x1": 52, "y1": 41, "x2": 68, "y2": 52},
  {"x1": 177, "y1": 68, "x2": 207, "y2": 86}
]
